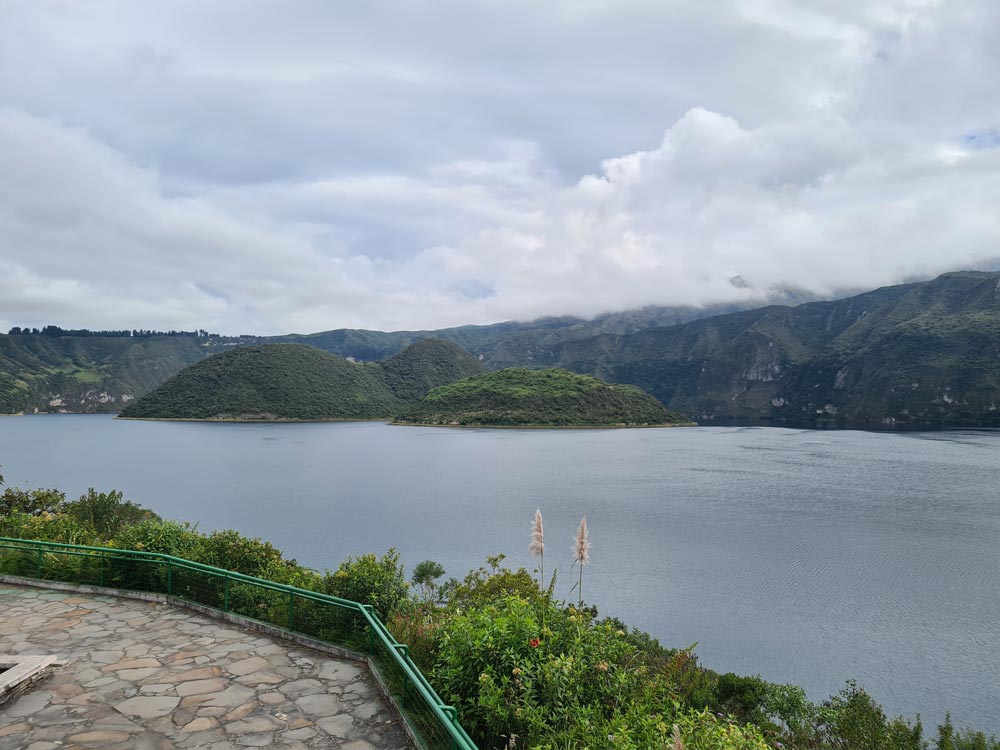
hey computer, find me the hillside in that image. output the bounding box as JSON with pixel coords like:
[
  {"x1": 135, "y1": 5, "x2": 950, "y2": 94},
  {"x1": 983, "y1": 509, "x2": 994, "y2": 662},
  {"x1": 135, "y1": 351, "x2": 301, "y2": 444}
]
[
  {"x1": 119, "y1": 344, "x2": 401, "y2": 420},
  {"x1": 395, "y1": 368, "x2": 691, "y2": 427},
  {"x1": 11, "y1": 272, "x2": 1000, "y2": 426},
  {"x1": 119, "y1": 339, "x2": 485, "y2": 421},
  {"x1": 551, "y1": 271, "x2": 1000, "y2": 427},
  {"x1": 0, "y1": 334, "x2": 209, "y2": 414},
  {"x1": 378, "y1": 338, "x2": 485, "y2": 401}
]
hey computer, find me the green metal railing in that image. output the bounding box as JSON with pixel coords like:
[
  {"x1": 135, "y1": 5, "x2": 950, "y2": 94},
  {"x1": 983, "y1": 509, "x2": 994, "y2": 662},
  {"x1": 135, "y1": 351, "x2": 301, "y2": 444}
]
[{"x1": 0, "y1": 536, "x2": 476, "y2": 750}]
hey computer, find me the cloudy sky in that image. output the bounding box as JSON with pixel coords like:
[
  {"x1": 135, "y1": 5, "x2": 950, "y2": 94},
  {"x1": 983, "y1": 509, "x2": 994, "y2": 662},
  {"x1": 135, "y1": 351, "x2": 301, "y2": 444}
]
[{"x1": 2, "y1": 1, "x2": 999, "y2": 334}]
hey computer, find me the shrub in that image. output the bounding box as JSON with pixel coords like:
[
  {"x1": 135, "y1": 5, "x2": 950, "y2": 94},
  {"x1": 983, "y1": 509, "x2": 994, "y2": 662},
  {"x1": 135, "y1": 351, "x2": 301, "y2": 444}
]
[
  {"x1": 322, "y1": 548, "x2": 407, "y2": 618},
  {"x1": 444, "y1": 554, "x2": 542, "y2": 608},
  {"x1": 113, "y1": 519, "x2": 203, "y2": 558},
  {"x1": 197, "y1": 528, "x2": 287, "y2": 578},
  {"x1": 63, "y1": 489, "x2": 160, "y2": 539},
  {"x1": 0, "y1": 510, "x2": 96, "y2": 545},
  {"x1": 0, "y1": 486, "x2": 66, "y2": 517}
]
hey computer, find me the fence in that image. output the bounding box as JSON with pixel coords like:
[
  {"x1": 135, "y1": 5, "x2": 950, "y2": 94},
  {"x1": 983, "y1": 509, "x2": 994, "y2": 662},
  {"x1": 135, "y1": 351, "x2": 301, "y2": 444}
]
[{"x1": 0, "y1": 536, "x2": 477, "y2": 750}]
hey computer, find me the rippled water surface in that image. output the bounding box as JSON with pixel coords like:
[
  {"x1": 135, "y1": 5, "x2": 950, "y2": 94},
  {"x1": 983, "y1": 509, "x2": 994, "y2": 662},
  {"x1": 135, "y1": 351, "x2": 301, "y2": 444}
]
[{"x1": 2, "y1": 416, "x2": 999, "y2": 730}]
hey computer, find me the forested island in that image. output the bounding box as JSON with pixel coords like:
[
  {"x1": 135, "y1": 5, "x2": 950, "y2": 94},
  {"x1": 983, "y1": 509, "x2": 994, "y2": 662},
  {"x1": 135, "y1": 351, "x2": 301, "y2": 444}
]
[
  {"x1": 118, "y1": 339, "x2": 484, "y2": 421},
  {"x1": 395, "y1": 367, "x2": 692, "y2": 427}
]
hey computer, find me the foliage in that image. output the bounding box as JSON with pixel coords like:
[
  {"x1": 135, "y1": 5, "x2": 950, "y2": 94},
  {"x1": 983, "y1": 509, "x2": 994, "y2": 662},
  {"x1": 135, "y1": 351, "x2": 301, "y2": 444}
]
[
  {"x1": 431, "y1": 594, "x2": 769, "y2": 749},
  {"x1": 62, "y1": 488, "x2": 160, "y2": 539},
  {"x1": 120, "y1": 344, "x2": 403, "y2": 420},
  {"x1": 119, "y1": 339, "x2": 484, "y2": 421},
  {"x1": 113, "y1": 519, "x2": 203, "y2": 558},
  {"x1": 444, "y1": 554, "x2": 545, "y2": 608},
  {"x1": 0, "y1": 510, "x2": 98, "y2": 545},
  {"x1": 0, "y1": 486, "x2": 66, "y2": 517},
  {"x1": 386, "y1": 600, "x2": 443, "y2": 673},
  {"x1": 411, "y1": 559, "x2": 446, "y2": 601},
  {"x1": 321, "y1": 548, "x2": 408, "y2": 618},
  {"x1": 397, "y1": 367, "x2": 689, "y2": 426},
  {"x1": 0, "y1": 332, "x2": 207, "y2": 414},
  {"x1": 379, "y1": 338, "x2": 485, "y2": 401},
  {"x1": 197, "y1": 528, "x2": 289, "y2": 578}
]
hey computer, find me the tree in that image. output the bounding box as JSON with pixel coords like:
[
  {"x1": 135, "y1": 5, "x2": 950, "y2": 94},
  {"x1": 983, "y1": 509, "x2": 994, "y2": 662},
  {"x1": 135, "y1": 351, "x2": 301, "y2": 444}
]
[{"x1": 411, "y1": 559, "x2": 446, "y2": 602}]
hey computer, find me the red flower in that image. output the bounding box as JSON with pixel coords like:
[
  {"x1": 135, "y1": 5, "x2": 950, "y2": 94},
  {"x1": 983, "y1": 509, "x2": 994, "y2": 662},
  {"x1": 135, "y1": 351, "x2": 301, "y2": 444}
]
[{"x1": 529, "y1": 638, "x2": 540, "y2": 648}]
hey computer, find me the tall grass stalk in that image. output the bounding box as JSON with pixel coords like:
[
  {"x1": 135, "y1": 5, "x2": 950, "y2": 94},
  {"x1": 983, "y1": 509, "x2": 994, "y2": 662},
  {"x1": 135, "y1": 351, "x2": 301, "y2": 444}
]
[
  {"x1": 529, "y1": 509, "x2": 545, "y2": 587},
  {"x1": 573, "y1": 515, "x2": 589, "y2": 607}
]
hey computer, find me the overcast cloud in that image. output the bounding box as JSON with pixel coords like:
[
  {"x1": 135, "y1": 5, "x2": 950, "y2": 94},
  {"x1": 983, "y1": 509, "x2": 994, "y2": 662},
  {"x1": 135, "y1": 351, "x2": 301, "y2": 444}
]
[{"x1": 1, "y1": 0, "x2": 999, "y2": 334}]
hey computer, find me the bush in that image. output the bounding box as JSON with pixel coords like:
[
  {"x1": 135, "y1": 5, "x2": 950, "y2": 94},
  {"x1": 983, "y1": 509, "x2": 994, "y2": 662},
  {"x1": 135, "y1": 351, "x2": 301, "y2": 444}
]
[
  {"x1": 444, "y1": 554, "x2": 542, "y2": 608},
  {"x1": 197, "y1": 529, "x2": 288, "y2": 578},
  {"x1": 0, "y1": 510, "x2": 97, "y2": 546},
  {"x1": 431, "y1": 594, "x2": 769, "y2": 749},
  {"x1": 0, "y1": 486, "x2": 66, "y2": 517},
  {"x1": 114, "y1": 519, "x2": 203, "y2": 558},
  {"x1": 63, "y1": 489, "x2": 160, "y2": 539},
  {"x1": 322, "y1": 548, "x2": 407, "y2": 618}
]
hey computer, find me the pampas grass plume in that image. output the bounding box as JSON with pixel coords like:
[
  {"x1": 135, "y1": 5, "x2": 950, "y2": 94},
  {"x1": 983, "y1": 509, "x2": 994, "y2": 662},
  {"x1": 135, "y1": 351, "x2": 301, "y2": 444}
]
[{"x1": 574, "y1": 515, "x2": 590, "y2": 566}]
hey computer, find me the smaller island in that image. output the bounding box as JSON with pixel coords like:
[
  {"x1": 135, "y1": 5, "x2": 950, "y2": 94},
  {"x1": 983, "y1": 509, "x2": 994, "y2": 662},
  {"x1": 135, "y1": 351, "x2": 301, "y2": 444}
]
[{"x1": 394, "y1": 367, "x2": 695, "y2": 427}]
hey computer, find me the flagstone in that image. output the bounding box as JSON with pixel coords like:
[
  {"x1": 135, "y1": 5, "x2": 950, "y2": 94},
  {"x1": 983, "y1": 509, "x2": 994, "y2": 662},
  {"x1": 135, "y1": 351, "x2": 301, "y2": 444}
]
[
  {"x1": 1, "y1": 585, "x2": 413, "y2": 750},
  {"x1": 114, "y1": 695, "x2": 180, "y2": 719}
]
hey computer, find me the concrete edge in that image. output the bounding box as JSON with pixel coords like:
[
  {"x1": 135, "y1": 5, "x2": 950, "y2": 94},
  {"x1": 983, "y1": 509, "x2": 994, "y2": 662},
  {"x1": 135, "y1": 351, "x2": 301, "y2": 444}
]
[
  {"x1": 0, "y1": 654, "x2": 58, "y2": 706},
  {"x1": 0, "y1": 575, "x2": 425, "y2": 750}
]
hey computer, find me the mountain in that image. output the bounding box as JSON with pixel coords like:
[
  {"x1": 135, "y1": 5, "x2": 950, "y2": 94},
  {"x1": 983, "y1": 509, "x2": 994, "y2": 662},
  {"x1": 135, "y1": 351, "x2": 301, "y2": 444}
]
[
  {"x1": 0, "y1": 334, "x2": 209, "y2": 414},
  {"x1": 549, "y1": 271, "x2": 1000, "y2": 427},
  {"x1": 269, "y1": 298, "x2": 805, "y2": 367},
  {"x1": 9, "y1": 272, "x2": 1000, "y2": 426},
  {"x1": 395, "y1": 368, "x2": 691, "y2": 427},
  {"x1": 119, "y1": 339, "x2": 486, "y2": 421}
]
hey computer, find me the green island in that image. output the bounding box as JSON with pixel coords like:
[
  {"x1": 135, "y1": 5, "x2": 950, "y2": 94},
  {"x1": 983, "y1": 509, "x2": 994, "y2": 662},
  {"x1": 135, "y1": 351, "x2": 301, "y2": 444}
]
[
  {"x1": 118, "y1": 339, "x2": 484, "y2": 421},
  {"x1": 1, "y1": 471, "x2": 994, "y2": 750},
  {"x1": 395, "y1": 367, "x2": 693, "y2": 427}
]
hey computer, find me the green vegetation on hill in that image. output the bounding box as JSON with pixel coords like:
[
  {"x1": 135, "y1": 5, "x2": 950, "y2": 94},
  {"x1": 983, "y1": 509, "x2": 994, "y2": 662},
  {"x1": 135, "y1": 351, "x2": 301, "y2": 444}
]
[
  {"x1": 378, "y1": 338, "x2": 485, "y2": 402},
  {"x1": 120, "y1": 343, "x2": 401, "y2": 420},
  {"x1": 0, "y1": 334, "x2": 208, "y2": 414},
  {"x1": 119, "y1": 339, "x2": 486, "y2": 421},
  {"x1": 396, "y1": 367, "x2": 690, "y2": 426},
  {"x1": 552, "y1": 271, "x2": 1000, "y2": 426}
]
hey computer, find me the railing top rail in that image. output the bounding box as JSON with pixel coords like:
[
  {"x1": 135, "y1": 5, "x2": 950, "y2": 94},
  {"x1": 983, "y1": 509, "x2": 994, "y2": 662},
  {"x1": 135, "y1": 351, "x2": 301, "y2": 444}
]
[{"x1": 0, "y1": 535, "x2": 477, "y2": 750}]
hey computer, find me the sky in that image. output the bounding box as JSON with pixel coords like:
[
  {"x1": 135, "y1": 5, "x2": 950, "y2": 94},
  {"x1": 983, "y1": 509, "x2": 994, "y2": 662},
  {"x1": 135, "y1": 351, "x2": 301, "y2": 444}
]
[{"x1": 1, "y1": 0, "x2": 999, "y2": 335}]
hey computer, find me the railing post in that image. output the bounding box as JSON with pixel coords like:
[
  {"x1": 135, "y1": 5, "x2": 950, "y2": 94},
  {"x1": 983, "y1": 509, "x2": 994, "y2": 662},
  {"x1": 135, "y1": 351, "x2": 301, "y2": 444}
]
[
  {"x1": 224, "y1": 576, "x2": 230, "y2": 612},
  {"x1": 99, "y1": 553, "x2": 105, "y2": 587},
  {"x1": 167, "y1": 559, "x2": 173, "y2": 595},
  {"x1": 36, "y1": 546, "x2": 43, "y2": 578},
  {"x1": 288, "y1": 591, "x2": 295, "y2": 630}
]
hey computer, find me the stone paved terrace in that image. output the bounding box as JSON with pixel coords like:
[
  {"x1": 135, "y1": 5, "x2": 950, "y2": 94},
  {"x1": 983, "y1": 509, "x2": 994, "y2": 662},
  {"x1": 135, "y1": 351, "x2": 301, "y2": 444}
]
[{"x1": 0, "y1": 584, "x2": 414, "y2": 750}]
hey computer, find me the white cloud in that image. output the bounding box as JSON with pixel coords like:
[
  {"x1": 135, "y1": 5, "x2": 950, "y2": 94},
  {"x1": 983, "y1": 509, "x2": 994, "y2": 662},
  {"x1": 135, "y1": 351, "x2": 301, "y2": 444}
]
[{"x1": 0, "y1": 1, "x2": 998, "y2": 334}]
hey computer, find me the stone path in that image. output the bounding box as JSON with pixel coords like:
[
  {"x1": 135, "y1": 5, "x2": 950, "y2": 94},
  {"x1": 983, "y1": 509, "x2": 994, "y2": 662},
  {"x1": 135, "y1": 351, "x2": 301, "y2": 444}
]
[{"x1": 0, "y1": 584, "x2": 414, "y2": 750}]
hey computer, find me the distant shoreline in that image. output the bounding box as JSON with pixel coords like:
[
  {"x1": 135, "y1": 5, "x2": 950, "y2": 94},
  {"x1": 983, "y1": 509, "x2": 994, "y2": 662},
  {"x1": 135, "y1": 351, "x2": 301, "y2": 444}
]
[
  {"x1": 391, "y1": 420, "x2": 699, "y2": 429},
  {"x1": 114, "y1": 415, "x2": 390, "y2": 423}
]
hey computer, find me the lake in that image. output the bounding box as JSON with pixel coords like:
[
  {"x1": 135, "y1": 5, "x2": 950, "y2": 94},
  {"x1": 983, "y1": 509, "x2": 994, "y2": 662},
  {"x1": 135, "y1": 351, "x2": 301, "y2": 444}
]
[{"x1": 2, "y1": 415, "x2": 999, "y2": 731}]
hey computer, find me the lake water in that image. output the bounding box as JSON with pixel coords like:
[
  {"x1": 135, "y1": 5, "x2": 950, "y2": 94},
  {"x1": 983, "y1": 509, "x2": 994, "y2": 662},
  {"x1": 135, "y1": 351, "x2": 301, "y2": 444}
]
[{"x1": 2, "y1": 415, "x2": 999, "y2": 731}]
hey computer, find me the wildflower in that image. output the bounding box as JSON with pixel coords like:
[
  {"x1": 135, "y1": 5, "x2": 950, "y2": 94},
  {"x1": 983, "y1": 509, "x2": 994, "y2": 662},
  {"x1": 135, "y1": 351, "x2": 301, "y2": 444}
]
[
  {"x1": 529, "y1": 638, "x2": 540, "y2": 648},
  {"x1": 512, "y1": 667, "x2": 523, "y2": 676},
  {"x1": 595, "y1": 661, "x2": 609, "y2": 672}
]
